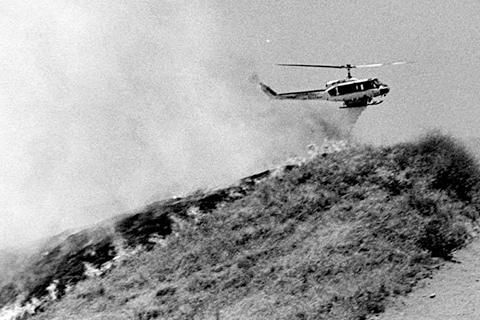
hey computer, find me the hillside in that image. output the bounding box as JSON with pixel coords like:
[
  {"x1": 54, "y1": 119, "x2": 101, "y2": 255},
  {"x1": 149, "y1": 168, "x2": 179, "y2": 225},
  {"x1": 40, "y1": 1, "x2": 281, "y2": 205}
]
[{"x1": 1, "y1": 133, "x2": 480, "y2": 320}]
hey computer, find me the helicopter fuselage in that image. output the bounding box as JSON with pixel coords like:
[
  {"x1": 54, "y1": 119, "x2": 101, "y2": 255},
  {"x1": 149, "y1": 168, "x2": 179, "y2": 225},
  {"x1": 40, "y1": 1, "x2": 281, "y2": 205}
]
[
  {"x1": 324, "y1": 77, "x2": 390, "y2": 107},
  {"x1": 259, "y1": 77, "x2": 390, "y2": 108}
]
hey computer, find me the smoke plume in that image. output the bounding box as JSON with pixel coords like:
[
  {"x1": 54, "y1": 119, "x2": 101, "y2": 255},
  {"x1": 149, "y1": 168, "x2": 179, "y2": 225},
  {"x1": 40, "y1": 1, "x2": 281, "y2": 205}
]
[{"x1": 0, "y1": 0, "x2": 363, "y2": 248}]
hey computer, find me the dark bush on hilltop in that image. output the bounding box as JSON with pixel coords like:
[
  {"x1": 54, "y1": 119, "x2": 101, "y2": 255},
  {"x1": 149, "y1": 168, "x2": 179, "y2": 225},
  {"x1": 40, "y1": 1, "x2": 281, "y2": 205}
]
[
  {"x1": 116, "y1": 208, "x2": 172, "y2": 248},
  {"x1": 404, "y1": 132, "x2": 480, "y2": 202}
]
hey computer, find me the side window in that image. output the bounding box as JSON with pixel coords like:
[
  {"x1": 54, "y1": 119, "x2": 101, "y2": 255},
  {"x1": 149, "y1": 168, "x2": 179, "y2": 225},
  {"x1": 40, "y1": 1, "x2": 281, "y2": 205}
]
[{"x1": 337, "y1": 83, "x2": 356, "y2": 95}]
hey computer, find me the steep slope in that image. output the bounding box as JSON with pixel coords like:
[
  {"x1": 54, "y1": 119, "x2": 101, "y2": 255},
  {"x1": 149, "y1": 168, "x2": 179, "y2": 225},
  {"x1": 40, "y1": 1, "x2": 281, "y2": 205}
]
[
  {"x1": 0, "y1": 169, "x2": 274, "y2": 319},
  {"x1": 2, "y1": 133, "x2": 480, "y2": 320}
]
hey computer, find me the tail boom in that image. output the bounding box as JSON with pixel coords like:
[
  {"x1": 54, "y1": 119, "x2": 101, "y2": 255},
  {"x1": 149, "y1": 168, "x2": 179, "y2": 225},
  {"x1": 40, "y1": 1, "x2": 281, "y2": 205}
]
[{"x1": 259, "y1": 83, "x2": 325, "y2": 100}]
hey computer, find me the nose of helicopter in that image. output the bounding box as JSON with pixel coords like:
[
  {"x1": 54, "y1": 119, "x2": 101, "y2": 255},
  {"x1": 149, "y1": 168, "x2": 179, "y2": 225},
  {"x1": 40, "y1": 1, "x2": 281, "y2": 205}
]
[{"x1": 380, "y1": 85, "x2": 390, "y2": 95}]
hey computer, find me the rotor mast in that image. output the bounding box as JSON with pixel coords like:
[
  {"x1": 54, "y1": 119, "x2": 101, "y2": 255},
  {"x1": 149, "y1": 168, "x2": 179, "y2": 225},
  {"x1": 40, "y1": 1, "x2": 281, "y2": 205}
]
[{"x1": 345, "y1": 64, "x2": 354, "y2": 79}]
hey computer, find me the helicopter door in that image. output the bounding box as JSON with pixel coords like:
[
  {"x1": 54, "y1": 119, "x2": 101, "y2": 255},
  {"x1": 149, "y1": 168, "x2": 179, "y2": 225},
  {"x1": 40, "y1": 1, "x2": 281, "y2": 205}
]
[{"x1": 337, "y1": 83, "x2": 356, "y2": 96}]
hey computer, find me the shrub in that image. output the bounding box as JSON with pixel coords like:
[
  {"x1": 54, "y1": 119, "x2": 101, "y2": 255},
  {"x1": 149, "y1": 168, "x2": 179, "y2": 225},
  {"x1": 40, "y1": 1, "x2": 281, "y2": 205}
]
[
  {"x1": 412, "y1": 132, "x2": 480, "y2": 201},
  {"x1": 417, "y1": 214, "x2": 468, "y2": 259}
]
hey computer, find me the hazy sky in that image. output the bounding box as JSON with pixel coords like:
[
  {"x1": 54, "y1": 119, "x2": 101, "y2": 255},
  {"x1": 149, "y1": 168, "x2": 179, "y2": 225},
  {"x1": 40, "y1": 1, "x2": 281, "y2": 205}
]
[{"x1": 1, "y1": 0, "x2": 479, "y2": 247}]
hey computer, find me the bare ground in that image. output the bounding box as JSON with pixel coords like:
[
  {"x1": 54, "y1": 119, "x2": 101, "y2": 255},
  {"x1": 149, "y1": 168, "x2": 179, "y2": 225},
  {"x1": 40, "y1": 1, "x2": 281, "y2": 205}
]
[{"x1": 372, "y1": 237, "x2": 480, "y2": 320}]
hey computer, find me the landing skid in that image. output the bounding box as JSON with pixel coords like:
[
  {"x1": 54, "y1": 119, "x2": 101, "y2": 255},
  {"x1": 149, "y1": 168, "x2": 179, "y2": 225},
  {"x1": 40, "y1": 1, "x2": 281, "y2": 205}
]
[{"x1": 367, "y1": 100, "x2": 383, "y2": 106}]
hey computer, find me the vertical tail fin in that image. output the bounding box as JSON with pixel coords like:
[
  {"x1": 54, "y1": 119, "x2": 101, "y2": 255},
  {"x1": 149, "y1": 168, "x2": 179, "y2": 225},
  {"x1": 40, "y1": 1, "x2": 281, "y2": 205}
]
[
  {"x1": 250, "y1": 73, "x2": 279, "y2": 99},
  {"x1": 259, "y1": 83, "x2": 278, "y2": 99}
]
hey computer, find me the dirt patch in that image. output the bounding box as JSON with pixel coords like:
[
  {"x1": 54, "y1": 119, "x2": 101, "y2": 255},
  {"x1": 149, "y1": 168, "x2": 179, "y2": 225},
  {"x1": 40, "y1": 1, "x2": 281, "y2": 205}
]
[{"x1": 373, "y1": 237, "x2": 480, "y2": 320}]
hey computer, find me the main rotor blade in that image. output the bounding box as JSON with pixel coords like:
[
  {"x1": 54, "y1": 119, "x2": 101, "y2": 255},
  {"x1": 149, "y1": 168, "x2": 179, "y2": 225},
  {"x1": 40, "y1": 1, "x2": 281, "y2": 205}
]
[
  {"x1": 277, "y1": 64, "x2": 345, "y2": 69},
  {"x1": 355, "y1": 61, "x2": 411, "y2": 68}
]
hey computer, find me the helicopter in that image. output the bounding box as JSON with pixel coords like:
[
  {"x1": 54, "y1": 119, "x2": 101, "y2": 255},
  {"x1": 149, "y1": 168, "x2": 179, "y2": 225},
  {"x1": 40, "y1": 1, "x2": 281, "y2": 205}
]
[{"x1": 258, "y1": 62, "x2": 409, "y2": 108}]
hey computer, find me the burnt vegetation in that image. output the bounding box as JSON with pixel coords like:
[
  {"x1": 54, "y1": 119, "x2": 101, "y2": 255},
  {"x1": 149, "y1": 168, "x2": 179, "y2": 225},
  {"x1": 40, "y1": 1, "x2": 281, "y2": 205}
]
[{"x1": 2, "y1": 132, "x2": 480, "y2": 320}]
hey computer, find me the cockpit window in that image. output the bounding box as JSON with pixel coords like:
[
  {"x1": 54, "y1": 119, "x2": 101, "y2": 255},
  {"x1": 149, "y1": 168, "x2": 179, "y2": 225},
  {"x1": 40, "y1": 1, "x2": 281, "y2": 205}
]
[{"x1": 363, "y1": 81, "x2": 373, "y2": 90}]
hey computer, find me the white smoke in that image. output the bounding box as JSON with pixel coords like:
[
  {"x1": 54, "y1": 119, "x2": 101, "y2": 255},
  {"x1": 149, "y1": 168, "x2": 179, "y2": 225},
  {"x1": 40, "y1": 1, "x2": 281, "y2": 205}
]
[{"x1": 0, "y1": 0, "x2": 365, "y2": 248}]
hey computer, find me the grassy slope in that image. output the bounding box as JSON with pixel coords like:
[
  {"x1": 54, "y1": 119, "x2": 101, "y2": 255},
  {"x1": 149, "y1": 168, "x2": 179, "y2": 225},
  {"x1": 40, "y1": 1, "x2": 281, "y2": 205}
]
[{"x1": 30, "y1": 133, "x2": 480, "y2": 320}]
